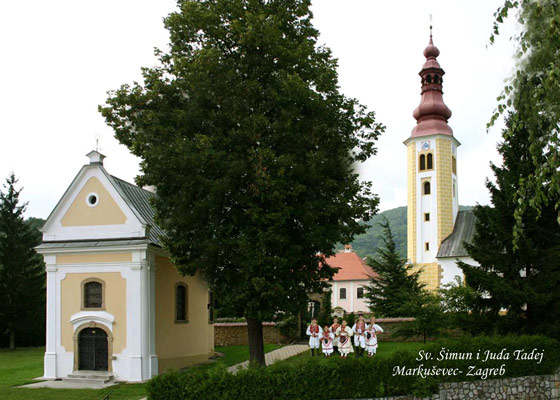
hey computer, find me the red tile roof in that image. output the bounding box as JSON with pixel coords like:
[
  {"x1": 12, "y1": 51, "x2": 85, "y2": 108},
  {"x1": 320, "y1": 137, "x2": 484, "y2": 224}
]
[{"x1": 325, "y1": 251, "x2": 378, "y2": 281}]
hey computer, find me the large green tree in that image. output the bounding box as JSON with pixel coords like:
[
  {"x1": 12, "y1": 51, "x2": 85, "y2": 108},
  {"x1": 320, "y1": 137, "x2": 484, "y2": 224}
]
[
  {"x1": 100, "y1": 0, "x2": 383, "y2": 365},
  {"x1": 0, "y1": 174, "x2": 45, "y2": 349},
  {"x1": 460, "y1": 115, "x2": 560, "y2": 338},
  {"x1": 490, "y1": 0, "x2": 560, "y2": 245},
  {"x1": 364, "y1": 218, "x2": 424, "y2": 317}
]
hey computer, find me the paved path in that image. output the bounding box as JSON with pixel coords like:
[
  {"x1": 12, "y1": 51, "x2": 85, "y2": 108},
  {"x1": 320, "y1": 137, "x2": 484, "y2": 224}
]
[
  {"x1": 17, "y1": 380, "x2": 118, "y2": 390},
  {"x1": 227, "y1": 344, "x2": 308, "y2": 373}
]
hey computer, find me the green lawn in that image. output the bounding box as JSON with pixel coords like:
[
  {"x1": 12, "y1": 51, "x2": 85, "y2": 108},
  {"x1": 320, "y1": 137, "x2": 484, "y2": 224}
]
[
  {"x1": 0, "y1": 344, "x2": 283, "y2": 400},
  {"x1": 0, "y1": 343, "x2": 419, "y2": 399}
]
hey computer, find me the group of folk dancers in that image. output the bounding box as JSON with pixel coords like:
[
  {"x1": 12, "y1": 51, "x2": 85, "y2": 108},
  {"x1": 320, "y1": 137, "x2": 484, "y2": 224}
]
[{"x1": 306, "y1": 314, "x2": 383, "y2": 358}]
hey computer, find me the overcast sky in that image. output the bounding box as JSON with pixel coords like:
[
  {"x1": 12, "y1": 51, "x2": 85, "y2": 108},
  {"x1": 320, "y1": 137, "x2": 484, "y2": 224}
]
[{"x1": 0, "y1": 0, "x2": 517, "y2": 219}]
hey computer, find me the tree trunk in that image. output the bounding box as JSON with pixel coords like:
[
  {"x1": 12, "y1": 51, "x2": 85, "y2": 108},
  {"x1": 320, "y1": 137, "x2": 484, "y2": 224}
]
[
  {"x1": 9, "y1": 330, "x2": 15, "y2": 350},
  {"x1": 246, "y1": 317, "x2": 265, "y2": 366}
]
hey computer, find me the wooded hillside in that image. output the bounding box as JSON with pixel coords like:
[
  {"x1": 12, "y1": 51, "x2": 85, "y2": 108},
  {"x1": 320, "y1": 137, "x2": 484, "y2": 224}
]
[{"x1": 348, "y1": 206, "x2": 473, "y2": 259}]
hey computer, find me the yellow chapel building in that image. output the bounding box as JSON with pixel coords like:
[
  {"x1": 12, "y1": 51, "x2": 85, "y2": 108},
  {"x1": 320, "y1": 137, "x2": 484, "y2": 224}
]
[{"x1": 36, "y1": 151, "x2": 214, "y2": 382}]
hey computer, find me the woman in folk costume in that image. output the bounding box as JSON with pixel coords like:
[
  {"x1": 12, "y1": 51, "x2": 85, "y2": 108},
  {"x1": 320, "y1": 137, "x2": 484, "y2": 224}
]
[
  {"x1": 321, "y1": 325, "x2": 335, "y2": 357},
  {"x1": 306, "y1": 317, "x2": 323, "y2": 356},
  {"x1": 352, "y1": 314, "x2": 367, "y2": 358},
  {"x1": 365, "y1": 316, "x2": 384, "y2": 357},
  {"x1": 330, "y1": 317, "x2": 341, "y2": 354},
  {"x1": 335, "y1": 320, "x2": 353, "y2": 358}
]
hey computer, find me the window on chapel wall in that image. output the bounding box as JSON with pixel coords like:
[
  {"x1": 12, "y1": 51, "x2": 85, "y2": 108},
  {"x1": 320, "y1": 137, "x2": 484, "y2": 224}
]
[
  {"x1": 427, "y1": 153, "x2": 433, "y2": 169},
  {"x1": 175, "y1": 284, "x2": 188, "y2": 323},
  {"x1": 208, "y1": 290, "x2": 215, "y2": 323},
  {"x1": 419, "y1": 154, "x2": 426, "y2": 171},
  {"x1": 83, "y1": 280, "x2": 103, "y2": 309},
  {"x1": 340, "y1": 288, "x2": 347, "y2": 300}
]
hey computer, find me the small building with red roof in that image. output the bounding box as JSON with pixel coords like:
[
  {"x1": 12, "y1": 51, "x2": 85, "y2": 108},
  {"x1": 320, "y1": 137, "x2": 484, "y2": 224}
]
[{"x1": 325, "y1": 245, "x2": 378, "y2": 313}]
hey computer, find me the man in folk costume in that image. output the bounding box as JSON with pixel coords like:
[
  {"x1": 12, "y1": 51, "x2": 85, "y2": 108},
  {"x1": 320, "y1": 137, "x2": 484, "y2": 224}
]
[
  {"x1": 365, "y1": 316, "x2": 384, "y2": 357},
  {"x1": 335, "y1": 320, "x2": 353, "y2": 358},
  {"x1": 352, "y1": 314, "x2": 367, "y2": 358},
  {"x1": 306, "y1": 317, "x2": 323, "y2": 356},
  {"x1": 330, "y1": 317, "x2": 341, "y2": 354},
  {"x1": 321, "y1": 325, "x2": 334, "y2": 357}
]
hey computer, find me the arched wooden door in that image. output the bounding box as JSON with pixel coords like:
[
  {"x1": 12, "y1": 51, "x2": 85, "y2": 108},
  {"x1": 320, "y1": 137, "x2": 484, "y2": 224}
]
[{"x1": 78, "y1": 328, "x2": 108, "y2": 371}]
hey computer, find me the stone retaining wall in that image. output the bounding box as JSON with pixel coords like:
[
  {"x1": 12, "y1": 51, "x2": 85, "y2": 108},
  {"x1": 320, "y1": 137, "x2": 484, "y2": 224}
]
[
  {"x1": 352, "y1": 370, "x2": 560, "y2": 400},
  {"x1": 214, "y1": 322, "x2": 289, "y2": 346},
  {"x1": 215, "y1": 318, "x2": 424, "y2": 346}
]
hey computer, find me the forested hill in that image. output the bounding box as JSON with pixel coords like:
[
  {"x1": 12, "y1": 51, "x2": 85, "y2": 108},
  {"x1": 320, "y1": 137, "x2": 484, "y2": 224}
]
[{"x1": 348, "y1": 205, "x2": 474, "y2": 260}]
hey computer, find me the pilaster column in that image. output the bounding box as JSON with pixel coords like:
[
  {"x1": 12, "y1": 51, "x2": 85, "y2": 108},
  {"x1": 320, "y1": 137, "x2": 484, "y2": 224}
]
[{"x1": 44, "y1": 260, "x2": 58, "y2": 378}]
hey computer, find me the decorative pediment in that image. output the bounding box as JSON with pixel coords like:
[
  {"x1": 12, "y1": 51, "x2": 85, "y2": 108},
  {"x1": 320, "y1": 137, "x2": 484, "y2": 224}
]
[
  {"x1": 41, "y1": 164, "x2": 147, "y2": 242},
  {"x1": 61, "y1": 176, "x2": 127, "y2": 227}
]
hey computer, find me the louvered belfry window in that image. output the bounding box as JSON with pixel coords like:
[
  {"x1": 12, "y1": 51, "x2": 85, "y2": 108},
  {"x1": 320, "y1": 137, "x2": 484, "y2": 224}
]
[{"x1": 84, "y1": 281, "x2": 103, "y2": 308}]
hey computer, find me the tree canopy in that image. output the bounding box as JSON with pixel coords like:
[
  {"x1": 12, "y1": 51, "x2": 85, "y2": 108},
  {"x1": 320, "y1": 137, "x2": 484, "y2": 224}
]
[
  {"x1": 100, "y1": 0, "x2": 383, "y2": 364},
  {"x1": 461, "y1": 114, "x2": 560, "y2": 338},
  {"x1": 490, "y1": 0, "x2": 560, "y2": 246}
]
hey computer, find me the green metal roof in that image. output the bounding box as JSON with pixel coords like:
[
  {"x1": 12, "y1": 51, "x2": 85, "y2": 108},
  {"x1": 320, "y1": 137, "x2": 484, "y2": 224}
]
[
  {"x1": 437, "y1": 210, "x2": 476, "y2": 258},
  {"x1": 109, "y1": 175, "x2": 165, "y2": 246},
  {"x1": 36, "y1": 238, "x2": 151, "y2": 250}
]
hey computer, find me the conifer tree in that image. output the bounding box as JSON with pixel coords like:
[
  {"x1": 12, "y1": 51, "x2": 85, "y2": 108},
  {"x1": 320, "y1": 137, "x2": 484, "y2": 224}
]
[
  {"x1": 0, "y1": 174, "x2": 45, "y2": 349},
  {"x1": 460, "y1": 114, "x2": 560, "y2": 338},
  {"x1": 364, "y1": 218, "x2": 424, "y2": 317}
]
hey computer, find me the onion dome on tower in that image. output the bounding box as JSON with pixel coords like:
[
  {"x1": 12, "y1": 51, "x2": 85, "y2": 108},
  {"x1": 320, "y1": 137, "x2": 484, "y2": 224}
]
[{"x1": 410, "y1": 27, "x2": 453, "y2": 138}]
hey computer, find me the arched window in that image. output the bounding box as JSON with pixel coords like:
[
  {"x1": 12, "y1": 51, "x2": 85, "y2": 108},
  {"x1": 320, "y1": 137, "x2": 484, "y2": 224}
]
[
  {"x1": 419, "y1": 154, "x2": 426, "y2": 171},
  {"x1": 427, "y1": 153, "x2": 433, "y2": 169},
  {"x1": 175, "y1": 284, "x2": 188, "y2": 322},
  {"x1": 426, "y1": 75, "x2": 432, "y2": 84},
  {"x1": 423, "y1": 181, "x2": 431, "y2": 195},
  {"x1": 83, "y1": 281, "x2": 103, "y2": 309},
  {"x1": 434, "y1": 75, "x2": 439, "y2": 83}
]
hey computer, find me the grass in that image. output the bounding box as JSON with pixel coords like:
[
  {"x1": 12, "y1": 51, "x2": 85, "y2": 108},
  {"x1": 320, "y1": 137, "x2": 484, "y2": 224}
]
[
  {"x1": 0, "y1": 344, "x2": 284, "y2": 400},
  {"x1": 0, "y1": 342, "x2": 424, "y2": 399}
]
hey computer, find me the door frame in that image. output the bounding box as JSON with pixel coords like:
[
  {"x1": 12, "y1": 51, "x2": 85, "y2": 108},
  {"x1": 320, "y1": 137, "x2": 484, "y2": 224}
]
[{"x1": 73, "y1": 322, "x2": 113, "y2": 372}]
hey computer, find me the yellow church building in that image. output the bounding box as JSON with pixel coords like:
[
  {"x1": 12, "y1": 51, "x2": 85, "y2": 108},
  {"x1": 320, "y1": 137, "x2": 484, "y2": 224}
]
[
  {"x1": 36, "y1": 150, "x2": 214, "y2": 382},
  {"x1": 405, "y1": 30, "x2": 478, "y2": 290}
]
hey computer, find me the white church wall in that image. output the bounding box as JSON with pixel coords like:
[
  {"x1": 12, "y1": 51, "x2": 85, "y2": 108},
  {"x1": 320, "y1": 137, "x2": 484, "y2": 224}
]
[{"x1": 439, "y1": 256, "x2": 479, "y2": 286}]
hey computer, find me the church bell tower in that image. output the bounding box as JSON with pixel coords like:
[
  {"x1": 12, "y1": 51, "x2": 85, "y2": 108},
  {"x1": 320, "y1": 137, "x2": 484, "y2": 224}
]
[{"x1": 404, "y1": 28, "x2": 460, "y2": 290}]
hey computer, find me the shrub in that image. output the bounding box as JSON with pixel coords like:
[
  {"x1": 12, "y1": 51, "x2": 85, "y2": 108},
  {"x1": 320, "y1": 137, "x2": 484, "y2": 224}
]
[
  {"x1": 276, "y1": 314, "x2": 299, "y2": 341},
  {"x1": 147, "y1": 335, "x2": 560, "y2": 400},
  {"x1": 344, "y1": 312, "x2": 356, "y2": 328}
]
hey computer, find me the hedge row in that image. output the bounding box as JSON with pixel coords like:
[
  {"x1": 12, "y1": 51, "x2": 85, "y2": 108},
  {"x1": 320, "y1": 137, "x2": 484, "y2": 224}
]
[{"x1": 147, "y1": 335, "x2": 560, "y2": 400}]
